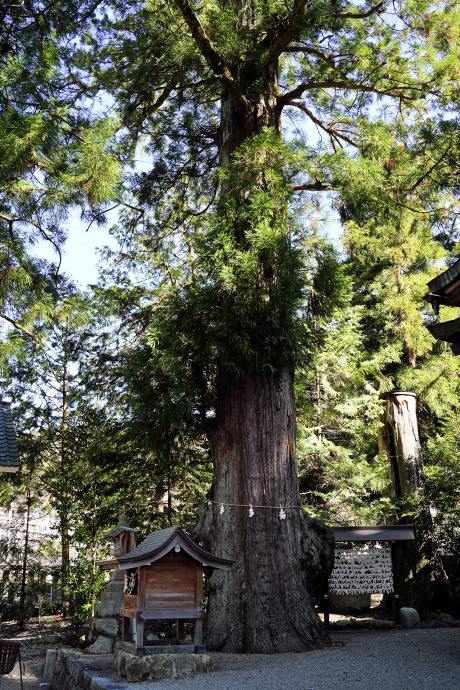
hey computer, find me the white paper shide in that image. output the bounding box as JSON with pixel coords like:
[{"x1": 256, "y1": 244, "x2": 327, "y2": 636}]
[{"x1": 328, "y1": 544, "x2": 394, "y2": 595}]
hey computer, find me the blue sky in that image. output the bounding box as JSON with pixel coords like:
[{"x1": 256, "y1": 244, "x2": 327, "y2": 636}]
[{"x1": 33, "y1": 213, "x2": 118, "y2": 288}]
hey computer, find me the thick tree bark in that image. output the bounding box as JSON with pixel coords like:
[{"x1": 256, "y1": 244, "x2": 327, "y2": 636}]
[
  {"x1": 194, "y1": 367, "x2": 334, "y2": 653},
  {"x1": 378, "y1": 391, "x2": 451, "y2": 616}
]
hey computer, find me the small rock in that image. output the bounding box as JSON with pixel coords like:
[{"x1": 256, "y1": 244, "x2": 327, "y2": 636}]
[
  {"x1": 433, "y1": 620, "x2": 449, "y2": 628},
  {"x1": 126, "y1": 655, "x2": 151, "y2": 682},
  {"x1": 114, "y1": 648, "x2": 129, "y2": 677},
  {"x1": 145, "y1": 631, "x2": 160, "y2": 641},
  {"x1": 174, "y1": 654, "x2": 195, "y2": 678},
  {"x1": 22, "y1": 660, "x2": 45, "y2": 678},
  {"x1": 194, "y1": 654, "x2": 213, "y2": 674},
  {"x1": 435, "y1": 612, "x2": 456, "y2": 625},
  {"x1": 43, "y1": 649, "x2": 57, "y2": 685},
  {"x1": 328, "y1": 593, "x2": 371, "y2": 615},
  {"x1": 400, "y1": 607, "x2": 420, "y2": 629},
  {"x1": 149, "y1": 654, "x2": 175, "y2": 681},
  {"x1": 86, "y1": 635, "x2": 114, "y2": 654}
]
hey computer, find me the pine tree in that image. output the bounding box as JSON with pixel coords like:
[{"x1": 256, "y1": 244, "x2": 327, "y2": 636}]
[{"x1": 0, "y1": 2, "x2": 121, "y2": 356}]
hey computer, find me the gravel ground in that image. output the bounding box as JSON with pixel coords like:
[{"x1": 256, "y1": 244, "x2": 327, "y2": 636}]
[
  {"x1": 2, "y1": 628, "x2": 460, "y2": 690},
  {"x1": 107, "y1": 629, "x2": 460, "y2": 690}
]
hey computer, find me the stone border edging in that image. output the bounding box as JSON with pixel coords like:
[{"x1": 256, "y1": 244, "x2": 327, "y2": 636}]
[
  {"x1": 113, "y1": 648, "x2": 213, "y2": 683},
  {"x1": 53, "y1": 648, "x2": 128, "y2": 690}
]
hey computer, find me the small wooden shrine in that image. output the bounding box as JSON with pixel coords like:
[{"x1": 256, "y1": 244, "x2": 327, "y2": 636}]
[
  {"x1": 116, "y1": 525, "x2": 234, "y2": 655},
  {"x1": 425, "y1": 258, "x2": 460, "y2": 354}
]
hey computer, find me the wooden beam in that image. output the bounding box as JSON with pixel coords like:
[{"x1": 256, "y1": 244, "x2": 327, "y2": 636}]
[{"x1": 137, "y1": 608, "x2": 206, "y2": 620}]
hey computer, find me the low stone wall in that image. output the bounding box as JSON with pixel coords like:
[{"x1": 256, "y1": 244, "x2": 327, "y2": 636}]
[
  {"x1": 52, "y1": 648, "x2": 125, "y2": 690},
  {"x1": 51, "y1": 647, "x2": 213, "y2": 688},
  {"x1": 113, "y1": 648, "x2": 213, "y2": 683}
]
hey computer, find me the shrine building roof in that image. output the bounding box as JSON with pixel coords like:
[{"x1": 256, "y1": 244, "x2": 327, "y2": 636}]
[
  {"x1": 0, "y1": 400, "x2": 20, "y2": 473},
  {"x1": 117, "y1": 525, "x2": 235, "y2": 571}
]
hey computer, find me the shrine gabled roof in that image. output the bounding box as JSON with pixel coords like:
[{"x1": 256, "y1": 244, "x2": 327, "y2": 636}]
[
  {"x1": 0, "y1": 400, "x2": 20, "y2": 473},
  {"x1": 116, "y1": 525, "x2": 235, "y2": 571},
  {"x1": 425, "y1": 318, "x2": 460, "y2": 344}
]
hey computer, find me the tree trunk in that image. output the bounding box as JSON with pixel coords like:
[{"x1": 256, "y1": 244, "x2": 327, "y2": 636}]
[
  {"x1": 378, "y1": 391, "x2": 451, "y2": 616},
  {"x1": 184, "y1": 24, "x2": 334, "y2": 653},
  {"x1": 195, "y1": 367, "x2": 333, "y2": 653},
  {"x1": 193, "y1": 41, "x2": 334, "y2": 653},
  {"x1": 18, "y1": 484, "x2": 32, "y2": 629},
  {"x1": 61, "y1": 320, "x2": 71, "y2": 616}
]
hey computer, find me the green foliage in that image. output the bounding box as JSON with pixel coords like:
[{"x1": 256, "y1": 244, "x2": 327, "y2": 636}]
[
  {"x1": 0, "y1": 2, "x2": 122, "y2": 356},
  {"x1": 58, "y1": 553, "x2": 108, "y2": 622},
  {"x1": 296, "y1": 300, "x2": 391, "y2": 525},
  {"x1": 4, "y1": 0, "x2": 460, "y2": 626},
  {"x1": 424, "y1": 415, "x2": 460, "y2": 579}
]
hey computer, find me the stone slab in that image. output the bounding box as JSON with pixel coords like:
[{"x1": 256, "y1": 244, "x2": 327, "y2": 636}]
[
  {"x1": 94, "y1": 603, "x2": 122, "y2": 618},
  {"x1": 113, "y1": 648, "x2": 212, "y2": 682},
  {"x1": 43, "y1": 649, "x2": 58, "y2": 685},
  {"x1": 22, "y1": 660, "x2": 45, "y2": 678}
]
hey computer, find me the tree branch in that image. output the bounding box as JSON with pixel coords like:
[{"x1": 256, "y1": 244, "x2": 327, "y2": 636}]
[
  {"x1": 0, "y1": 313, "x2": 40, "y2": 343},
  {"x1": 172, "y1": 0, "x2": 249, "y2": 114},
  {"x1": 125, "y1": 74, "x2": 180, "y2": 126},
  {"x1": 407, "y1": 138, "x2": 454, "y2": 193},
  {"x1": 0, "y1": 212, "x2": 62, "y2": 273},
  {"x1": 289, "y1": 101, "x2": 358, "y2": 148},
  {"x1": 279, "y1": 79, "x2": 421, "y2": 106},
  {"x1": 282, "y1": 45, "x2": 337, "y2": 68},
  {"x1": 261, "y1": 0, "x2": 308, "y2": 67},
  {"x1": 332, "y1": 2, "x2": 387, "y2": 20},
  {"x1": 292, "y1": 181, "x2": 332, "y2": 191}
]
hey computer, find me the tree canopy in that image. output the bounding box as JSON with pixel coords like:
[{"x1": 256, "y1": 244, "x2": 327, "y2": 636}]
[{"x1": 2, "y1": 0, "x2": 460, "y2": 651}]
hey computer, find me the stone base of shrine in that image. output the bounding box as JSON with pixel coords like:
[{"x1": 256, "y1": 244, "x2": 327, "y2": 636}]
[{"x1": 113, "y1": 647, "x2": 213, "y2": 682}]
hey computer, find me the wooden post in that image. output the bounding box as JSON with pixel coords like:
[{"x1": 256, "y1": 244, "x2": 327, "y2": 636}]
[
  {"x1": 136, "y1": 567, "x2": 146, "y2": 651},
  {"x1": 194, "y1": 565, "x2": 204, "y2": 649},
  {"x1": 194, "y1": 619, "x2": 203, "y2": 646},
  {"x1": 378, "y1": 392, "x2": 422, "y2": 497},
  {"x1": 378, "y1": 391, "x2": 450, "y2": 616}
]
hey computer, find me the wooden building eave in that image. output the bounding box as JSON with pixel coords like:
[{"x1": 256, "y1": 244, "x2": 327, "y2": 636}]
[
  {"x1": 427, "y1": 258, "x2": 460, "y2": 298},
  {"x1": 425, "y1": 318, "x2": 460, "y2": 343},
  {"x1": 117, "y1": 525, "x2": 235, "y2": 571}
]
